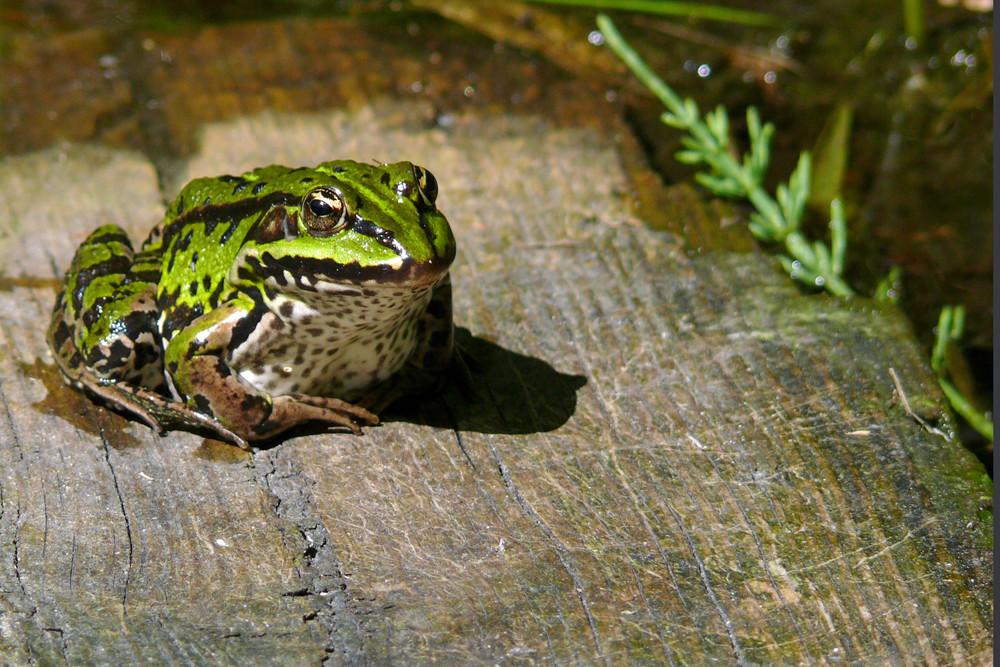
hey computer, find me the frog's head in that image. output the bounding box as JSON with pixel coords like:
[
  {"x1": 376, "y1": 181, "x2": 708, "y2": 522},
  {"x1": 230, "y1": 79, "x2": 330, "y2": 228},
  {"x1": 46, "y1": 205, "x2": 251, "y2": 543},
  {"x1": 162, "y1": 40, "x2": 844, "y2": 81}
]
[{"x1": 233, "y1": 160, "x2": 456, "y2": 293}]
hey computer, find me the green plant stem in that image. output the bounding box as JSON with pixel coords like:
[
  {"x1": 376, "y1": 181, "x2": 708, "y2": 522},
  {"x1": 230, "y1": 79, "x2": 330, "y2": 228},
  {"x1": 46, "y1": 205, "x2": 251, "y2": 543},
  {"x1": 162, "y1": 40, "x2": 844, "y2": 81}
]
[
  {"x1": 597, "y1": 14, "x2": 687, "y2": 113},
  {"x1": 931, "y1": 305, "x2": 992, "y2": 442},
  {"x1": 901, "y1": 0, "x2": 925, "y2": 45},
  {"x1": 524, "y1": 0, "x2": 777, "y2": 26},
  {"x1": 598, "y1": 14, "x2": 854, "y2": 297},
  {"x1": 939, "y1": 378, "x2": 994, "y2": 442}
]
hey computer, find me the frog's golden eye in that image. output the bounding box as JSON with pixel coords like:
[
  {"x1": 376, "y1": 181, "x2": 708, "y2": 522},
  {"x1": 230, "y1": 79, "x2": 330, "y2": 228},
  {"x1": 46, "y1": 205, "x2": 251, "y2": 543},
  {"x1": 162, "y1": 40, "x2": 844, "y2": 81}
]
[
  {"x1": 413, "y1": 166, "x2": 438, "y2": 207},
  {"x1": 302, "y1": 187, "x2": 348, "y2": 234}
]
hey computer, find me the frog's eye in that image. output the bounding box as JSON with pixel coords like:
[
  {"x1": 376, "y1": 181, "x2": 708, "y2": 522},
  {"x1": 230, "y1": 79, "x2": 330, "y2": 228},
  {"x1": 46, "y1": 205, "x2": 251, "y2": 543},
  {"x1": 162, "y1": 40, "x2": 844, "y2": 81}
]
[
  {"x1": 413, "y1": 166, "x2": 438, "y2": 207},
  {"x1": 302, "y1": 187, "x2": 348, "y2": 234}
]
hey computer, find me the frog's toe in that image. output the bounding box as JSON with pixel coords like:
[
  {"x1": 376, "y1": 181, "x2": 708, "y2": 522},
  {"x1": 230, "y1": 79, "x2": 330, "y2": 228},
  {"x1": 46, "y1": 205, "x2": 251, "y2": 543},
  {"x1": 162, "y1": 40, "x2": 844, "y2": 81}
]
[
  {"x1": 293, "y1": 394, "x2": 379, "y2": 424},
  {"x1": 264, "y1": 393, "x2": 379, "y2": 437}
]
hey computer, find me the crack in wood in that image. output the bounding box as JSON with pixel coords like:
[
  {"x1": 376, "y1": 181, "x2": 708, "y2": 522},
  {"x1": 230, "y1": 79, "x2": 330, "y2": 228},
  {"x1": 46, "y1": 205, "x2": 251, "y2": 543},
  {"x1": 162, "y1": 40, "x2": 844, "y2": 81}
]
[
  {"x1": 665, "y1": 501, "x2": 748, "y2": 666},
  {"x1": 253, "y1": 449, "x2": 370, "y2": 660},
  {"x1": 482, "y1": 433, "x2": 609, "y2": 665},
  {"x1": 553, "y1": 310, "x2": 684, "y2": 659},
  {"x1": 695, "y1": 436, "x2": 812, "y2": 655},
  {"x1": 68, "y1": 534, "x2": 76, "y2": 592},
  {"x1": 100, "y1": 434, "x2": 133, "y2": 618},
  {"x1": 0, "y1": 383, "x2": 23, "y2": 464},
  {"x1": 606, "y1": 450, "x2": 686, "y2": 663},
  {"x1": 12, "y1": 503, "x2": 30, "y2": 601}
]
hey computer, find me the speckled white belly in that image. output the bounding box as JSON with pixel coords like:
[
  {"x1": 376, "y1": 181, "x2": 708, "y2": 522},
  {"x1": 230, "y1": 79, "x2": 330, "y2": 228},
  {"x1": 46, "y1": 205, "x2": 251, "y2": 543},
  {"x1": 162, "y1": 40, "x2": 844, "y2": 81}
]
[{"x1": 230, "y1": 282, "x2": 434, "y2": 399}]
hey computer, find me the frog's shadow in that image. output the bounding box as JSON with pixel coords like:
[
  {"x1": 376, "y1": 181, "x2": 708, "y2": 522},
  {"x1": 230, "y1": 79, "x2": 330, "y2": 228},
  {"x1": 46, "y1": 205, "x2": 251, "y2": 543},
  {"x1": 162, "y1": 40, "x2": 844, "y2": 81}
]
[
  {"x1": 270, "y1": 328, "x2": 587, "y2": 444},
  {"x1": 388, "y1": 328, "x2": 587, "y2": 434}
]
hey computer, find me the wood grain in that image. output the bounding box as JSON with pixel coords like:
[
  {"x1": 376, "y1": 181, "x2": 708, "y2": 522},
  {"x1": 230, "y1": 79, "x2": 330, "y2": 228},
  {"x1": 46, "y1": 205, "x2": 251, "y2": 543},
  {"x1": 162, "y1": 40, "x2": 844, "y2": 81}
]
[{"x1": 0, "y1": 110, "x2": 991, "y2": 664}]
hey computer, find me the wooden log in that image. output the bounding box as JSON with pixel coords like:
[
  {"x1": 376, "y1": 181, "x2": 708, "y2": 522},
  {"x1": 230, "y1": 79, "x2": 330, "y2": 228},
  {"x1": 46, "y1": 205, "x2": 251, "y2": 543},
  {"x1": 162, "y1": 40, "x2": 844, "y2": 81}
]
[{"x1": 0, "y1": 109, "x2": 990, "y2": 664}]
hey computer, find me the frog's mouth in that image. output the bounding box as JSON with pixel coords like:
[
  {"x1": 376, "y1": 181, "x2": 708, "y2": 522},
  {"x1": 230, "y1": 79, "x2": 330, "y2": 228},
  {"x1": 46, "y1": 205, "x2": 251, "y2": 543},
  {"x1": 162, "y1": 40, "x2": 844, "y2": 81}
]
[{"x1": 235, "y1": 249, "x2": 451, "y2": 294}]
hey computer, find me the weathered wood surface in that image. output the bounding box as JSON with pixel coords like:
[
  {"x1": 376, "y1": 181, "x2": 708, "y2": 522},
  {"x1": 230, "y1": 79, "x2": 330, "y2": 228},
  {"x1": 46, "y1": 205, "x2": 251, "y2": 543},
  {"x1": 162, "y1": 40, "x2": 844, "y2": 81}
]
[{"x1": 0, "y1": 106, "x2": 991, "y2": 664}]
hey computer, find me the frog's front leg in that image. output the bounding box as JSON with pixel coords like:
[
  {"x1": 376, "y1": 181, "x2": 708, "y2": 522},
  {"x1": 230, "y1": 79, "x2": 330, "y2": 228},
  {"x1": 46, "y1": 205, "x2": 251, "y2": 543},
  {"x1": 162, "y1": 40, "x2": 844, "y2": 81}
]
[{"x1": 165, "y1": 301, "x2": 378, "y2": 447}]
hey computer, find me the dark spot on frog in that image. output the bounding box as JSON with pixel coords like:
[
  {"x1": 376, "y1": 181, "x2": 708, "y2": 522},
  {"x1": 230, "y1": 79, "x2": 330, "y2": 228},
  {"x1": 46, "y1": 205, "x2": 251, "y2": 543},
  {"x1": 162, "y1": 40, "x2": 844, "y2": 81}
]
[
  {"x1": 203, "y1": 196, "x2": 212, "y2": 206},
  {"x1": 229, "y1": 304, "x2": 266, "y2": 352},
  {"x1": 232, "y1": 181, "x2": 251, "y2": 194},
  {"x1": 240, "y1": 393, "x2": 266, "y2": 416},
  {"x1": 193, "y1": 394, "x2": 215, "y2": 417},
  {"x1": 252, "y1": 182, "x2": 267, "y2": 195},
  {"x1": 160, "y1": 302, "x2": 204, "y2": 340},
  {"x1": 211, "y1": 355, "x2": 232, "y2": 381},
  {"x1": 330, "y1": 165, "x2": 344, "y2": 173},
  {"x1": 279, "y1": 301, "x2": 294, "y2": 318},
  {"x1": 380, "y1": 172, "x2": 391, "y2": 186},
  {"x1": 188, "y1": 281, "x2": 198, "y2": 297},
  {"x1": 130, "y1": 341, "x2": 162, "y2": 377},
  {"x1": 219, "y1": 220, "x2": 240, "y2": 245},
  {"x1": 86, "y1": 228, "x2": 131, "y2": 249},
  {"x1": 207, "y1": 279, "x2": 226, "y2": 308},
  {"x1": 176, "y1": 229, "x2": 194, "y2": 253},
  {"x1": 202, "y1": 274, "x2": 212, "y2": 290},
  {"x1": 158, "y1": 284, "x2": 181, "y2": 312},
  {"x1": 240, "y1": 257, "x2": 268, "y2": 283},
  {"x1": 271, "y1": 364, "x2": 292, "y2": 378},
  {"x1": 71, "y1": 281, "x2": 89, "y2": 312},
  {"x1": 101, "y1": 338, "x2": 130, "y2": 366},
  {"x1": 300, "y1": 177, "x2": 314, "y2": 184}
]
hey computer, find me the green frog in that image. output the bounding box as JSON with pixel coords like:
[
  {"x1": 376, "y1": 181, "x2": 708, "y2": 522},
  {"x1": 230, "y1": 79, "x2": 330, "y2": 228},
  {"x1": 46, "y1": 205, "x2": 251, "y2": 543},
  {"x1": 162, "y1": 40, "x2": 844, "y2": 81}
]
[{"x1": 48, "y1": 160, "x2": 456, "y2": 448}]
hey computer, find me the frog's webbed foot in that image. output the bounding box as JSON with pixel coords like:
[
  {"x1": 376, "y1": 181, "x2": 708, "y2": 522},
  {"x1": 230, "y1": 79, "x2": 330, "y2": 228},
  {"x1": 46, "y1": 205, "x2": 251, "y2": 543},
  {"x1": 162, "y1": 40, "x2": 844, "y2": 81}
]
[
  {"x1": 261, "y1": 394, "x2": 379, "y2": 438},
  {"x1": 74, "y1": 375, "x2": 251, "y2": 448}
]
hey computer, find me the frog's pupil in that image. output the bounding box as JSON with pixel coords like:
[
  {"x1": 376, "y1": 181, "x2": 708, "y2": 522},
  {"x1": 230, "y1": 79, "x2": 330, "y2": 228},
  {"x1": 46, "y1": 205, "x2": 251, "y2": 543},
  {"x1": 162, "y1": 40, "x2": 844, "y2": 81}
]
[
  {"x1": 302, "y1": 189, "x2": 347, "y2": 234},
  {"x1": 310, "y1": 198, "x2": 334, "y2": 217}
]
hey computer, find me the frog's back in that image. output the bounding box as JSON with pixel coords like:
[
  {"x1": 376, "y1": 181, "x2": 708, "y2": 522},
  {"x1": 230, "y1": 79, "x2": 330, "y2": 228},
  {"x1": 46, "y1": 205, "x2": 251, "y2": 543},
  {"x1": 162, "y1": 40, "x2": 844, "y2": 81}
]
[
  {"x1": 164, "y1": 162, "x2": 371, "y2": 219},
  {"x1": 146, "y1": 171, "x2": 287, "y2": 334}
]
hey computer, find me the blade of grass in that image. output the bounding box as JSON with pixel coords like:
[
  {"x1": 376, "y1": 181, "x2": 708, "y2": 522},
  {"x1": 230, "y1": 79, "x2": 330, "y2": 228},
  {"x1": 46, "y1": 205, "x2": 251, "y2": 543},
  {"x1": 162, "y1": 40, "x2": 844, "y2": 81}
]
[{"x1": 523, "y1": 0, "x2": 777, "y2": 27}]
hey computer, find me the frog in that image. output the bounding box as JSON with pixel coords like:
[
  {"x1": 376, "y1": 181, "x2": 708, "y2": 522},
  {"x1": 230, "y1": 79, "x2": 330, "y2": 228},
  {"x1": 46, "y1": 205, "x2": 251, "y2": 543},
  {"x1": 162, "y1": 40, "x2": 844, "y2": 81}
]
[{"x1": 48, "y1": 160, "x2": 456, "y2": 449}]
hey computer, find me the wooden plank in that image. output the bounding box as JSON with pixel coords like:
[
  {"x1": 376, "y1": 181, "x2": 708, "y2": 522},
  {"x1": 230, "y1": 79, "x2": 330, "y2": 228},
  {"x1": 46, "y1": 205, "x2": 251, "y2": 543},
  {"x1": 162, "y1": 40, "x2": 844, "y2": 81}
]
[
  {"x1": 0, "y1": 147, "x2": 330, "y2": 663},
  {"x1": 0, "y1": 109, "x2": 991, "y2": 664}
]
